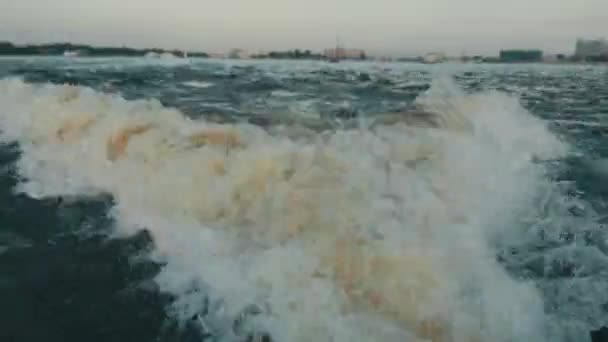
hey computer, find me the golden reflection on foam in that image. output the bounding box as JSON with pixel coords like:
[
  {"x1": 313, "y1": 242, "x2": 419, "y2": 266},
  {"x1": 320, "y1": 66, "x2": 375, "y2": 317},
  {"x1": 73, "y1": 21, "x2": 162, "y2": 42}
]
[
  {"x1": 4, "y1": 79, "x2": 562, "y2": 342},
  {"x1": 54, "y1": 108, "x2": 471, "y2": 341}
]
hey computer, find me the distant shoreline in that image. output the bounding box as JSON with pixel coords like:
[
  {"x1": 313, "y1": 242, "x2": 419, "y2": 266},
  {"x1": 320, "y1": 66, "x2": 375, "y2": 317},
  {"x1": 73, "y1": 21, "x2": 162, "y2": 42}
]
[
  {"x1": 0, "y1": 42, "x2": 208, "y2": 58},
  {"x1": 0, "y1": 55, "x2": 604, "y2": 66},
  {"x1": 0, "y1": 41, "x2": 606, "y2": 65}
]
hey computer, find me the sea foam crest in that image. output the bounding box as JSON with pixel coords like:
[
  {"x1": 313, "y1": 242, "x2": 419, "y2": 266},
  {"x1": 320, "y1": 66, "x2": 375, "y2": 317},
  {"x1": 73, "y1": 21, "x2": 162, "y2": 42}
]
[{"x1": 0, "y1": 76, "x2": 568, "y2": 342}]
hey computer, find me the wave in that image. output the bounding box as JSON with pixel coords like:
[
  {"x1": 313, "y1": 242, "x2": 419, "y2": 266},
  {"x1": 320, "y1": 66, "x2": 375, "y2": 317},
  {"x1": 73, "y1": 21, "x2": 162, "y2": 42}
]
[{"x1": 0, "y1": 77, "x2": 569, "y2": 341}]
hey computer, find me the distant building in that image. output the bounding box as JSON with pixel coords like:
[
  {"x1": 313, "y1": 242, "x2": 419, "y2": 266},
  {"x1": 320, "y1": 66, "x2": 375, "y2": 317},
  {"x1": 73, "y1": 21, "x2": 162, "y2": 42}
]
[
  {"x1": 575, "y1": 39, "x2": 608, "y2": 59},
  {"x1": 207, "y1": 52, "x2": 226, "y2": 59},
  {"x1": 323, "y1": 48, "x2": 366, "y2": 60},
  {"x1": 499, "y1": 50, "x2": 543, "y2": 62},
  {"x1": 250, "y1": 50, "x2": 269, "y2": 58}
]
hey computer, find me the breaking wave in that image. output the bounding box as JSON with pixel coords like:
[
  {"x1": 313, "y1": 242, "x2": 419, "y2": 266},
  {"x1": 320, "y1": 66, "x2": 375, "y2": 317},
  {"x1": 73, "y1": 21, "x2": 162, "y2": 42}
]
[{"x1": 0, "y1": 77, "x2": 570, "y2": 341}]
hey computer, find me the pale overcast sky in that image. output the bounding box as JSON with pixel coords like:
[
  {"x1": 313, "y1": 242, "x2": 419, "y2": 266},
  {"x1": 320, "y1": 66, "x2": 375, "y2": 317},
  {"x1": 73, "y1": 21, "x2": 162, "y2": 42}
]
[{"x1": 0, "y1": 0, "x2": 606, "y2": 56}]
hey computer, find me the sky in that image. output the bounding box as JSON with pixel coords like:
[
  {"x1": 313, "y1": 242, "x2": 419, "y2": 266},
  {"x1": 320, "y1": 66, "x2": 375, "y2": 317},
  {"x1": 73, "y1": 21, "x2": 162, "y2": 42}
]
[{"x1": 0, "y1": 0, "x2": 606, "y2": 56}]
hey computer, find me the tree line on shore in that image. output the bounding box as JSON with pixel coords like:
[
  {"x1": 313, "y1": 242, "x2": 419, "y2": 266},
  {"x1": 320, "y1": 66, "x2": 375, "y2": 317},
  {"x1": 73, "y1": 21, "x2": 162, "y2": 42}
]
[
  {"x1": 0, "y1": 42, "x2": 352, "y2": 60},
  {"x1": 0, "y1": 41, "x2": 209, "y2": 57}
]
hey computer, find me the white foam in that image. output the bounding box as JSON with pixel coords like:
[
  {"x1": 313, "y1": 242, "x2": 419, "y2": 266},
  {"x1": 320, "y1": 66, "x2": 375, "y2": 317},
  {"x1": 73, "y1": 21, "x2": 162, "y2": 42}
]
[{"x1": 0, "y1": 76, "x2": 569, "y2": 341}]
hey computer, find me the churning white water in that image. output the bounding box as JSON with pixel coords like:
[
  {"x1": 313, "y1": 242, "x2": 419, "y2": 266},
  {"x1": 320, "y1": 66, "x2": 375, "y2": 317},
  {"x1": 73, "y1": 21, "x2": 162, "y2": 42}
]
[{"x1": 0, "y1": 76, "x2": 569, "y2": 341}]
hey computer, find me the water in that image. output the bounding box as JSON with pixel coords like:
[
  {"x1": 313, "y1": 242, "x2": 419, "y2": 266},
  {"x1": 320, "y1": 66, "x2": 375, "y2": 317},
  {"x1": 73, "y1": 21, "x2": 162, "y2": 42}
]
[{"x1": 0, "y1": 57, "x2": 607, "y2": 342}]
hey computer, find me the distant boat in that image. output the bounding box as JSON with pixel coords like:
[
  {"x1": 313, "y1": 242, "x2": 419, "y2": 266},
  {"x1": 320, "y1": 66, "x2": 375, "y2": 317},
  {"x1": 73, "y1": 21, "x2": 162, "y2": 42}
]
[
  {"x1": 160, "y1": 52, "x2": 176, "y2": 59},
  {"x1": 144, "y1": 52, "x2": 161, "y2": 58},
  {"x1": 422, "y1": 53, "x2": 445, "y2": 64},
  {"x1": 63, "y1": 50, "x2": 80, "y2": 57},
  {"x1": 145, "y1": 52, "x2": 179, "y2": 59}
]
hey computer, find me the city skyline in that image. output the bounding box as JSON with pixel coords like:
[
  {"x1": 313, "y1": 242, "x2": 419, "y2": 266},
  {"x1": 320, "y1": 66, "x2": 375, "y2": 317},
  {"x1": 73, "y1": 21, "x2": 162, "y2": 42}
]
[{"x1": 1, "y1": 0, "x2": 607, "y2": 56}]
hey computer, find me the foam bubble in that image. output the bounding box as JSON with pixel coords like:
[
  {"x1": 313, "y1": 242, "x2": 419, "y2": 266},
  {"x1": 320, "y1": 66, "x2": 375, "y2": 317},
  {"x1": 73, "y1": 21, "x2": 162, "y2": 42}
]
[{"x1": 0, "y1": 76, "x2": 568, "y2": 341}]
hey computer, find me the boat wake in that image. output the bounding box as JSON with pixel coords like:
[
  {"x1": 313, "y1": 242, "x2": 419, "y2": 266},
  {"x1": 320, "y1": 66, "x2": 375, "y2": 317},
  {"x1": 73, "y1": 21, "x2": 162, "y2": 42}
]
[{"x1": 0, "y1": 77, "x2": 570, "y2": 341}]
